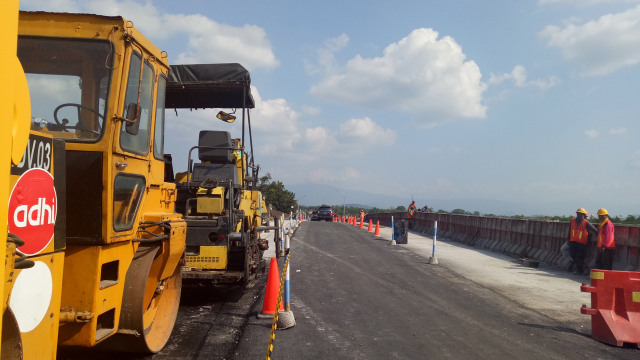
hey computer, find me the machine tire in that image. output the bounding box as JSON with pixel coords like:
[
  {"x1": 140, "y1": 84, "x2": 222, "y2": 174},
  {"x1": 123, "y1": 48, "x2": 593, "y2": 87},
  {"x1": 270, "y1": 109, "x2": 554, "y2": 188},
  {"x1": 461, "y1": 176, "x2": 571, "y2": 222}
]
[
  {"x1": 1, "y1": 308, "x2": 22, "y2": 360},
  {"x1": 100, "y1": 244, "x2": 182, "y2": 353},
  {"x1": 244, "y1": 240, "x2": 251, "y2": 287}
]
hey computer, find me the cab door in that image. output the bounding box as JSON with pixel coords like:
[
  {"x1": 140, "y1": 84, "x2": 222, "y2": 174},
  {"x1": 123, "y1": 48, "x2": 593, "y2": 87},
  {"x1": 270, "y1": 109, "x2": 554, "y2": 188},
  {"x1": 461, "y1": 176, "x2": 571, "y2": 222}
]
[{"x1": 111, "y1": 49, "x2": 155, "y2": 236}]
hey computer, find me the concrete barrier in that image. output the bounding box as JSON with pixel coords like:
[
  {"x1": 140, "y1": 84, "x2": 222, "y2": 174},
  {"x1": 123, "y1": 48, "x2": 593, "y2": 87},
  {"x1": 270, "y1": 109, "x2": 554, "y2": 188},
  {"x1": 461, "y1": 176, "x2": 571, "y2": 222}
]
[{"x1": 365, "y1": 212, "x2": 640, "y2": 271}]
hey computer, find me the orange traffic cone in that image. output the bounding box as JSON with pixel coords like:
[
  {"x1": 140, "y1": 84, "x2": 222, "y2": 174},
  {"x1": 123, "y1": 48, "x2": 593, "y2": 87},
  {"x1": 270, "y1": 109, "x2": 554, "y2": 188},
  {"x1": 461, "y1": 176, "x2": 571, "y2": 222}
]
[
  {"x1": 359, "y1": 218, "x2": 364, "y2": 229},
  {"x1": 259, "y1": 258, "x2": 284, "y2": 317},
  {"x1": 374, "y1": 220, "x2": 381, "y2": 237},
  {"x1": 367, "y1": 219, "x2": 373, "y2": 232}
]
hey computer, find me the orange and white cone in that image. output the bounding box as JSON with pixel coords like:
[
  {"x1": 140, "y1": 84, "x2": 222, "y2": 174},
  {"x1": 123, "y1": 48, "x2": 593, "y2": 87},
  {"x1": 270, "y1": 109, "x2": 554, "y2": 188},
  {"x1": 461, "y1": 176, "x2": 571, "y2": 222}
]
[{"x1": 258, "y1": 257, "x2": 284, "y2": 318}]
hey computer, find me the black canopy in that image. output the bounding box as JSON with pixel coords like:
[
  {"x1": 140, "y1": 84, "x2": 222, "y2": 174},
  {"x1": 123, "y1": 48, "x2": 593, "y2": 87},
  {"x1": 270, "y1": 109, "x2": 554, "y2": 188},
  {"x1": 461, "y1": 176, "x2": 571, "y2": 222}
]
[{"x1": 166, "y1": 63, "x2": 255, "y2": 109}]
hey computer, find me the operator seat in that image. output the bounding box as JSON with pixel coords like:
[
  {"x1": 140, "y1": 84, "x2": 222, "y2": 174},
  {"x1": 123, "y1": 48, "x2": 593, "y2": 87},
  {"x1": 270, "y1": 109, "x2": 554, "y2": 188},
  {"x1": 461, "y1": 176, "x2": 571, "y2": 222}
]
[
  {"x1": 192, "y1": 130, "x2": 238, "y2": 183},
  {"x1": 198, "y1": 130, "x2": 234, "y2": 163}
]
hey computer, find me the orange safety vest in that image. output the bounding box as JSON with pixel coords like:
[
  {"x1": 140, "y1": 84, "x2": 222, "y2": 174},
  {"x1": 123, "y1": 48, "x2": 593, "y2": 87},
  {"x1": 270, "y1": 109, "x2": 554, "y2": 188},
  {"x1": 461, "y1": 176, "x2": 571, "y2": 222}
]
[
  {"x1": 597, "y1": 218, "x2": 615, "y2": 248},
  {"x1": 569, "y1": 218, "x2": 589, "y2": 244},
  {"x1": 407, "y1": 204, "x2": 415, "y2": 218}
]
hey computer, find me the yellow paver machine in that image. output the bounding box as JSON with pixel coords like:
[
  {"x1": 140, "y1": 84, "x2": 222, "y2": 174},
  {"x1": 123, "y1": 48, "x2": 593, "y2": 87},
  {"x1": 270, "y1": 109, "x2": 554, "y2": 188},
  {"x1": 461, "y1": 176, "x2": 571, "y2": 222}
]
[{"x1": 165, "y1": 63, "x2": 280, "y2": 288}]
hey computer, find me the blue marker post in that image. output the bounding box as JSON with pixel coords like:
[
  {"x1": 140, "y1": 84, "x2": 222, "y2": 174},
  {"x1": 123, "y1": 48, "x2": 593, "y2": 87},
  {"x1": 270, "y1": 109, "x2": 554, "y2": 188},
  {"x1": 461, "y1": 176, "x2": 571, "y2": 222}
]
[
  {"x1": 277, "y1": 230, "x2": 296, "y2": 329},
  {"x1": 278, "y1": 217, "x2": 284, "y2": 257},
  {"x1": 429, "y1": 220, "x2": 438, "y2": 264},
  {"x1": 284, "y1": 231, "x2": 290, "y2": 310},
  {"x1": 391, "y1": 216, "x2": 396, "y2": 245}
]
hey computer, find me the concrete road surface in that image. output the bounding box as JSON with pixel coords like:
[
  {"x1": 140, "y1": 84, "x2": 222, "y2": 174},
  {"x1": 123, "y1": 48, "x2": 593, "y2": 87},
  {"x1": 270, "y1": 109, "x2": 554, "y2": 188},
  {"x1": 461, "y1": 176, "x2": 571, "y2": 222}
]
[{"x1": 233, "y1": 221, "x2": 638, "y2": 359}]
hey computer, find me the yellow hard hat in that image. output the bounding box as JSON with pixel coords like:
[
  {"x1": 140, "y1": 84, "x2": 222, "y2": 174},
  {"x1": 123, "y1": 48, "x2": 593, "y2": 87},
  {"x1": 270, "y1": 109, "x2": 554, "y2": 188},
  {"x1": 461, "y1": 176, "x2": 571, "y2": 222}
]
[
  {"x1": 576, "y1": 208, "x2": 588, "y2": 215},
  {"x1": 597, "y1": 208, "x2": 608, "y2": 216}
]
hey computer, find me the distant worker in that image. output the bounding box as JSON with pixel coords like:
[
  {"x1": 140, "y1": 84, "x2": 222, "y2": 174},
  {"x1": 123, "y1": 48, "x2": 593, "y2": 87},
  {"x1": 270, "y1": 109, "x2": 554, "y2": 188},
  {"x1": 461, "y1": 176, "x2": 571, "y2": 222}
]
[
  {"x1": 360, "y1": 209, "x2": 365, "y2": 224},
  {"x1": 567, "y1": 208, "x2": 597, "y2": 275},
  {"x1": 407, "y1": 201, "x2": 417, "y2": 229},
  {"x1": 421, "y1": 205, "x2": 430, "y2": 213},
  {"x1": 595, "y1": 208, "x2": 615, "y2": 270}
]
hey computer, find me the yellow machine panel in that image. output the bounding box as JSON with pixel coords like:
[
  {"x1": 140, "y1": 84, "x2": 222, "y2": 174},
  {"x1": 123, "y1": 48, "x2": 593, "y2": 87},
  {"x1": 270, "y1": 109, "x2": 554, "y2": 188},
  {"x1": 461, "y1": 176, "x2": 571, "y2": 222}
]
[
  {"x1": 58, "y1": 241, "x2": 134, "y2": 346},
  {"x1": 197, "y1": 196, "x2": 224, "y2": 214},
  {"x1": 185, "y1": 246, "x2": 227, "y2": 270}
]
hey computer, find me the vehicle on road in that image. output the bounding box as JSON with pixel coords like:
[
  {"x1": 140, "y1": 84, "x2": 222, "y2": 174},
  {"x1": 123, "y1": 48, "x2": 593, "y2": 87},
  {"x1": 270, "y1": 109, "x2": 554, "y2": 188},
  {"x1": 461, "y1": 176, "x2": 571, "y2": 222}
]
[
  {"x1": 317, "y1": 205, "x2": 334, "y2": 221},
  {"x1": 311, "y1": 211, "x2": 319, "y2": 221}
]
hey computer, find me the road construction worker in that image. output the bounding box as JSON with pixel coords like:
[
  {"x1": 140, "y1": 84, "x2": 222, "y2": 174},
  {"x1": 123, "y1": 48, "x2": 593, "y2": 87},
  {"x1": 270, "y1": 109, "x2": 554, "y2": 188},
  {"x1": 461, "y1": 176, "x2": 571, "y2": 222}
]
[
  {"x1": 407, "y1": 201, "x2": 417, "y2": 229},
  {"x1": 567, "y1": 208, "x2": 597, "y2": 275},
  {"x1": 360, "y1": 209, "x2": 365, "y2": 224},
  {"x1": 595, "y1": 208, "x2": 615, "y2": 270},
  {"x1": 408, "y1": 201, "x2": 417, "y2": 217}
]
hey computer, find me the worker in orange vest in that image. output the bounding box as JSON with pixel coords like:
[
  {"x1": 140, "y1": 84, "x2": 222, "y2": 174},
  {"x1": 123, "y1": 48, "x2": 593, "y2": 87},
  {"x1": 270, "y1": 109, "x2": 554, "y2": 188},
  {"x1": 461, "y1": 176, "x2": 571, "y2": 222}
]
[
  {"x1": 595, "y1": 208, "x2": 615, "y2": 270},
  {"x1": 407, "y1": 201, "x2": 417, "y2": 229},
  {"x1": 567, "y1": 208, "x2": 597, "y2": 275}
]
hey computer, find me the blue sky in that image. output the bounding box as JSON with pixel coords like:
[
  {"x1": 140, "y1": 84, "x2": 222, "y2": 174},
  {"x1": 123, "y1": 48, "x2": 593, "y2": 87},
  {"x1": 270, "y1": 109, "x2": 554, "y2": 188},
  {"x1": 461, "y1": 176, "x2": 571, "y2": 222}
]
[{"x1": 20, "y1": 0, "x2": 640, "y2": 216}]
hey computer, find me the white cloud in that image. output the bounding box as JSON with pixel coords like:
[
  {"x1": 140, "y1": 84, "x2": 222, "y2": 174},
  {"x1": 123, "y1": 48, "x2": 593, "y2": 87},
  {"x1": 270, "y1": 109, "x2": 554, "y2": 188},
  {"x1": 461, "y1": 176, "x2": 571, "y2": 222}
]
[
  {"x1": 304, "y1": 127, "x2": 338, "y2": 152},
  {"x1": 284, "y1": 116, "x2": 397, "y2": 156},
  {"x1": 310, "y1": 28, "x2": 487, "y2": 124},
  {"x1": 305, "y1": 34, "x2": 349, "y2": 76},
  {"x1": 169, "y1": 16, "x2": 278, "y2": 68},
  {"x1": 249, "y1": 88, "x2": 302, "y2": 154},
  {"x1": 20, "y1": 0, "x2": 279, "y2": 70},
  {"x1": 585, "y1": 129, "x2": 599, "y2": 138},
  {"x1": 206, "y1": 88, "x2": 394, "y2": 160},
  {"x1": 489, "y1": 65, "x2": 560, "y2": 90},
  {"x1": 540, "y1": 5, "x2": 640, "y2": 76},
  {"x1": 338, "y1": 117, "x2": 396, "y2": 146},
  {"x1": 608, "y1": 127, "x2": 627, "y2": 135}
]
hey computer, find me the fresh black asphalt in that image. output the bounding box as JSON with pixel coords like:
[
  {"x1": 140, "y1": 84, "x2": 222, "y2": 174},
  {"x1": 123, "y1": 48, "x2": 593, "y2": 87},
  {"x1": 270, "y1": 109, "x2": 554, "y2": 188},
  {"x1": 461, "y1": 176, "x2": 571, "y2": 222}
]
[{"x1": 58, "y1": 221, "x2": 638, "y2": 359}]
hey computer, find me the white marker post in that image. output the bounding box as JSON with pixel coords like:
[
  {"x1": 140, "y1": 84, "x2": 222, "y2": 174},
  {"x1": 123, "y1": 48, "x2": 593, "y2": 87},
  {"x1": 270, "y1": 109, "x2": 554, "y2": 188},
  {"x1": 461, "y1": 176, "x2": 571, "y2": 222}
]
[{"x1": 429, "y1": 220, "x2": 438, "y2": 264}]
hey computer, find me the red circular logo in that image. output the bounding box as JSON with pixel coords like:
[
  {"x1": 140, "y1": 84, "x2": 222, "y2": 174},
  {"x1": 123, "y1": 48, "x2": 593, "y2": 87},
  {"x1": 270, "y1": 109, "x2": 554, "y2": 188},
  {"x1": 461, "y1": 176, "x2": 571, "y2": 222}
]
[{"x1": 8, "y1": 168, "x2": 57, "y2": 256}]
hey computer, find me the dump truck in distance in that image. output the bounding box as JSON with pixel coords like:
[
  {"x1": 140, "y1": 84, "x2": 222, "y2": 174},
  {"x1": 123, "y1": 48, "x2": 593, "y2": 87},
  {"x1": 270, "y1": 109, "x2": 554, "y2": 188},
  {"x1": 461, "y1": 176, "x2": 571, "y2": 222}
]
[{"x1": 5, "y1": 11, "x2": 186, "y2": 358}]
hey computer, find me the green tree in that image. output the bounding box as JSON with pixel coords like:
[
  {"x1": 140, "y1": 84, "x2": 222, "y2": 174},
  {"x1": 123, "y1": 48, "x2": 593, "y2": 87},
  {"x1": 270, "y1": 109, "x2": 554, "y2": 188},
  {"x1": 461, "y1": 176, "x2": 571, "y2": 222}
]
[{"x1": 257, "y1": 173, "x2": 296, "y2": 212}]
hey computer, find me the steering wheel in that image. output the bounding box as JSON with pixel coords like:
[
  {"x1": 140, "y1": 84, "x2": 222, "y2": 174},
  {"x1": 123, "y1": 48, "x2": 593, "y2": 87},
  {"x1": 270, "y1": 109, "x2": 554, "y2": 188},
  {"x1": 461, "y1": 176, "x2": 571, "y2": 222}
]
[{"x1": 53, "y1": 103, "x2": 104, "y2": 135}]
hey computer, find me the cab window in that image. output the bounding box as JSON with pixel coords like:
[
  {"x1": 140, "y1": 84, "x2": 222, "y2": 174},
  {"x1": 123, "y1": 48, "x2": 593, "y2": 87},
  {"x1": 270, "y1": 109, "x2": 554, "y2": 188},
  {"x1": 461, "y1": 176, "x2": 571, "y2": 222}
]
[
  {"x1": 18, "y1": 37, "x2": 112, "y2": 141},
  {"x1": 120, "y1": 51, "x2": 154, "y2": 155},
  {"x1": 113, "y1": 174, "x2": 145, "y2": 231},
  {"x1": 154, "y1": 75, "x2": 166, "y2": 160}
]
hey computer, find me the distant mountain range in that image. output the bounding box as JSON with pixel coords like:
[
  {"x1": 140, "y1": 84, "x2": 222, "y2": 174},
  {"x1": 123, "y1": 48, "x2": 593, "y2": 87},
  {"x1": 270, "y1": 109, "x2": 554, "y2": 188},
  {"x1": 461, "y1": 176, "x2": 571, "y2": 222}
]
[
  {"x1": 287, "y1": 183, "x2": 525, "y2": 216},
  {"x1": 287, "y1": 182, "x2": 638, "y2": 217}
]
